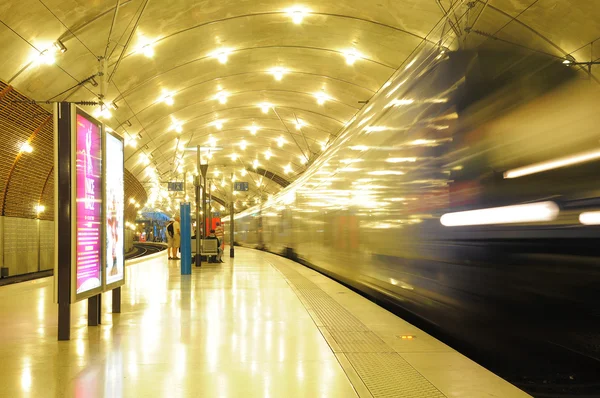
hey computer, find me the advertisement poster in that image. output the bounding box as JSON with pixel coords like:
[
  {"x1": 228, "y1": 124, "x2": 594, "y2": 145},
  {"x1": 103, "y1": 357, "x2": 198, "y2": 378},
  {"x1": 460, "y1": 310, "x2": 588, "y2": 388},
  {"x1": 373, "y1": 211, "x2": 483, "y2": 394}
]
[
  {"x1": 105, "y1": 132, "x2": 124, "y2": 286},
  {"x1": 75, "y1": 113, "x2": 102, "y2": 295}
]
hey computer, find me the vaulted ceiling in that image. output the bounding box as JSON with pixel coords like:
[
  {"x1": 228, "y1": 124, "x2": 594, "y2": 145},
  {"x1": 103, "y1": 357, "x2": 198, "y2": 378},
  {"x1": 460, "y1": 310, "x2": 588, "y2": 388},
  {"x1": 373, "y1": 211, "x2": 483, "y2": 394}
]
[{"x1": 1, "y1": 0, "x2": 599, "y2": 214}]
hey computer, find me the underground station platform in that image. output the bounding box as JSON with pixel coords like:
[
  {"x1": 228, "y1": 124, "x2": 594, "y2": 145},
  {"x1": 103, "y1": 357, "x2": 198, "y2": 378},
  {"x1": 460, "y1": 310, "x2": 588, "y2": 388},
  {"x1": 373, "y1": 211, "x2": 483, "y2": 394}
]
[{"x1": 0, "y1": 248, "x2": 529, "y2": 397}]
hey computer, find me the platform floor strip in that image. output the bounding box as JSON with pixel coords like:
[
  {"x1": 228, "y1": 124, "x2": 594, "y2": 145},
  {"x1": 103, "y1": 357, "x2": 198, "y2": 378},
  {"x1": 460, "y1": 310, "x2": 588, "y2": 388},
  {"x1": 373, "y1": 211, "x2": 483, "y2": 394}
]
[{"x1": 269, "y1": 257, "x2": 446, "y2": 398}]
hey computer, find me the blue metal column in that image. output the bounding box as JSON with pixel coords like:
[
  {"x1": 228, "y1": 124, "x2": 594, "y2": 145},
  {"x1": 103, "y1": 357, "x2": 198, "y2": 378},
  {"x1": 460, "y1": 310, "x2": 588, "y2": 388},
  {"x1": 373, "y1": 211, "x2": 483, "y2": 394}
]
[{"x1": 180, "y1": 203, "x2": 191, "y2": 275}]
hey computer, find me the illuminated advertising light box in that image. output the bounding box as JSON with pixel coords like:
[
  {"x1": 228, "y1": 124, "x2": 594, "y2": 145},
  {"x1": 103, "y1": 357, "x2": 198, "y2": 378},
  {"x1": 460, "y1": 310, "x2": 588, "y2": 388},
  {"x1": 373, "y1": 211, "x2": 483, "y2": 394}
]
[
  {"x1": 73, "y1": 109, "x2": 104, "y2": 301},
  {"x1": 104, "y1": 131, "x2": 125, "y2": 289}
]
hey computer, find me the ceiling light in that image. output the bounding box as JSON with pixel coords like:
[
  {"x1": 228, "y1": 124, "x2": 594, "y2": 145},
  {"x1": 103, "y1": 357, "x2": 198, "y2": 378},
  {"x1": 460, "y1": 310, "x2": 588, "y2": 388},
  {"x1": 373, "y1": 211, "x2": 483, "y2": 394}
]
[
  {"x1": 241, "y1": 169, "x2": 247, "y2": 176},
  {"x1": 239, "y1": 140, "x2": 247, "y2": 150},
  {"x1": 277, "y1": 136, "x2": 285, "y2": 147},
  {"x1": 253, "y1": 159, "x2": 259, "y2": 169},
  {"x1": 368, "y1": 170, "x2": 405, "y2": 176},
  {"x1": 208, "y1": 136, "x2": 217, "y2": 147},
  {"x1": 299, "y1": 155, "x2": 307, "y2": 165},
  {"x1": 504, "y1": 148, "x2": 600, "y2": 179},
  {"x1": 264, "y1": 150, "x2": 272, "y2": 160},
  {"x1": 314, "y1": 92, "x2": 329, "y2": 105},
  {"x1": 214, "y1": 169, "x2": 220, "y2": 177},
  {"x1": 211, "y1": 48, "x2": 232, "y2": 64},
  {"x1": 20, "y1": 143, "x2": 33, "y2": 153},
  {"x1": 159, "y1": 90, "x2": 175, "y2": 105},
  {"x1": 386, "y1": 157, "x2": 417, "y2": 163},
  {"x1": 94, "y1": 106, "x2": 112, "y2": 119},
  {"x1": 441, "y1": 201, "x2": 559, "y2": 227},
  {"x1": 230, "y1": 153, "x2": 238, "y2": 161},
  {"x1": 386, "y1": 98, "x2": 414, "y2": 108},
  {"x1": 342, "y1": 49, "x2": 362, "y2": 65},
  {"x1": 286, "y1": 7, "x2": 309, "y2": 24},
  {"x1": 125, "y1": 136, "x2": 137, "y2": 148},
  {"x1": 170, "y1": 118, "x2": 183, "y2": 133},
  {"x1": 579, "y1": 211, "x2": 600, "y2": 225},
  {"x1": 248, "y1": 125, "x2": 259, "y2": 135},
  {"x1": 294, "y1": 119, "x2": 305, "y2": 130},
  {"x1": 36, "y1": 49, "x2": 56, "y2": 65},
  {"x1": 140, "y1": 153, "x2": 150, "y2": 165},
  {"x1": 35, "y1": 204, "x2": 45, "y2": 214},
  {"x1": 259, "y1": 103, "x2": 272, "y2": 113},
  {"x1": 215, "y1": 90, "x2": 228, "y2": 104},
  {"x1": 284, "y1": 164, "x2": 292, "y2": 174},
  {"x1": 214, "y1": 120, "x2": 223, "y2": 129},
  {"x1": 320, "y1": 141, "x2": 327, "y2": 151},
  {"x1": 134, "y1": 34, "x2": 155, "y2": 58},
  {"x1": 269, "y1": 67, "x2": 287, "y2": 81},
  {"x1": 232, "y1": 174, "x2": 237, "y2": 182}
]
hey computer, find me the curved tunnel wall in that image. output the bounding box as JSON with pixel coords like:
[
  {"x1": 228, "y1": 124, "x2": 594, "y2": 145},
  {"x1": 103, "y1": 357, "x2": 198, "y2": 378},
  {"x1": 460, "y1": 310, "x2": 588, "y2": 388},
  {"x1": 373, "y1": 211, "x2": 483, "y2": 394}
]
[{"x1": 0, "y1": 80, "x2": 147, "y2": 277}]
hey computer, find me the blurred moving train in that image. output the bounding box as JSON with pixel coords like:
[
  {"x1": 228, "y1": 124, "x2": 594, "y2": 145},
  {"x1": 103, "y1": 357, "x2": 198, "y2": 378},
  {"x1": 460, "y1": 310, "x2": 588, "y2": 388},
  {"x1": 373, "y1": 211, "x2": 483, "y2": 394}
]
[{"x1": 226, "y1": 48, "x2": 600, "y2": 394}]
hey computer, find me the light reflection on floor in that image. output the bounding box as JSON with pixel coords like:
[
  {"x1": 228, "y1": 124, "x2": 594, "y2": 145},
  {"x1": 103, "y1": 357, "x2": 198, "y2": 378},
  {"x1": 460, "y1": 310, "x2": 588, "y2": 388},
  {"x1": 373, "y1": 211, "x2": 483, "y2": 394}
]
[{"x1": 0, "y1": 248, "x2": 358, "y2": 397}]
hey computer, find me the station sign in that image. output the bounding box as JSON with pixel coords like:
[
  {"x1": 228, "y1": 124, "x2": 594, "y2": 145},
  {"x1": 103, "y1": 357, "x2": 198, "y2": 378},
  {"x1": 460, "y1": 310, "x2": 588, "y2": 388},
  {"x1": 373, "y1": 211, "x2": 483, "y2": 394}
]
[
  {"x1": 168, "y1": 181, "x2": 184, "y2": 191},
  {"x1": 234, "y1": 182, "x2": 249, "y2": 191}
]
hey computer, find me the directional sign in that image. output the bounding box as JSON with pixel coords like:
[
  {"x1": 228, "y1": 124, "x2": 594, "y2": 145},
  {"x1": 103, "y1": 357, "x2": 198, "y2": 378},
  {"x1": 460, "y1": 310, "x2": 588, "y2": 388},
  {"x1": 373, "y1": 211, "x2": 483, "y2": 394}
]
[
  {"x1": 213, "y1": 212, "x2": 221, "y2": 217},
  {"x1": 168, "y1": 182, "x2": 184, "y2": 191},
  {"x1": 234, "y1": 182, "x2": 249, "y2": 191}
]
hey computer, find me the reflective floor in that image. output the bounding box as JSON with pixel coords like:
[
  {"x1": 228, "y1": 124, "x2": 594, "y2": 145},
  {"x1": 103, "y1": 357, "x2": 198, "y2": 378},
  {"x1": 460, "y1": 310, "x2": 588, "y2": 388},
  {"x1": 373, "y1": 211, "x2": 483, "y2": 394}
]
[{"x1": 0, "y1": 248, "x2": 529, "y2": 397}]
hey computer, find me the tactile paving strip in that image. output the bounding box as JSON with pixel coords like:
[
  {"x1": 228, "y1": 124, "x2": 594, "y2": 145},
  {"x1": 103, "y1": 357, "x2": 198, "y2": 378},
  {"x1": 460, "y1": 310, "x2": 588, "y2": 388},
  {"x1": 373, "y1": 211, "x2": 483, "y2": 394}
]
[
  {"x1": 346, "y1": 353, "x2": 446, "y2": 398},
  {"x1": 270, "y1": 258, "x2": 447, "y2": 398}
]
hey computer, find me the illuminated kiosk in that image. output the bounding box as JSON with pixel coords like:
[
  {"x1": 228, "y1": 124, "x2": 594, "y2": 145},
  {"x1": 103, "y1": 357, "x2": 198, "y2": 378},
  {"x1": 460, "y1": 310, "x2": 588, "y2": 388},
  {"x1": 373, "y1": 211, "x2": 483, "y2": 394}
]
[{"x1": 53, "y1": 103, "x2": 125, "y2": 341}]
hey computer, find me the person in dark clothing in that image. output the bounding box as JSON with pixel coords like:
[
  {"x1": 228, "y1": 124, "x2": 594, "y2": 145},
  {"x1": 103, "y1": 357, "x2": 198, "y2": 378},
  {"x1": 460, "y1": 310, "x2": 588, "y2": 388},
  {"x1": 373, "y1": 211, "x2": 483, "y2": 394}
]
[{"x1": 206, "y1": 229, "x2": 224, "y2": 263}]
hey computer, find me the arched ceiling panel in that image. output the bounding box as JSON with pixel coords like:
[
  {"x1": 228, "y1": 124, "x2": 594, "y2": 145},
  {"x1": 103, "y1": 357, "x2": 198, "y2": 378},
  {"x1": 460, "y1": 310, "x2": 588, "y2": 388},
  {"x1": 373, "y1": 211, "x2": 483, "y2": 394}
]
[{"x1": 2, "y1": 0, "x2": 600, "y2": 215}]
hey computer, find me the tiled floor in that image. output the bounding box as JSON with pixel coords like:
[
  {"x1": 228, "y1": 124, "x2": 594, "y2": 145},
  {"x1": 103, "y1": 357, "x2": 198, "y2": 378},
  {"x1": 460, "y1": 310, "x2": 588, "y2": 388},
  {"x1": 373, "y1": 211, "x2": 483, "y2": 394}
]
[{"x1": 0, "y1": 248, "x2": 530, "y2": 397}]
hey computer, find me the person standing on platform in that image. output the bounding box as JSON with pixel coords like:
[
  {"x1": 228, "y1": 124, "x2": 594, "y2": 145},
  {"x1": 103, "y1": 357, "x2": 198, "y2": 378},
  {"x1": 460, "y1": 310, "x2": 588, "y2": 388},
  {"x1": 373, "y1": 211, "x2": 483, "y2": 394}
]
[
  {"x1": 167, "y1": 218, "x2": 176, "y2": 259},
  {"x1": 215, "y1": 222, "x2": 225, "y2": 252},
  {"x1": 172, "y1": 215, "x2": 181, "y2": 260}
]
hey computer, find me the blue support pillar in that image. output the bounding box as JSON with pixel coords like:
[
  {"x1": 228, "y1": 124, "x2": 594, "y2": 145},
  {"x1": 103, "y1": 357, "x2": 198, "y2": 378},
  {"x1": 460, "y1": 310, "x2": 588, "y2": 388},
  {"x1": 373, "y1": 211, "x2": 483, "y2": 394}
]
[{"x1": 180, "y1": 203, "x2": 191, "y2": 275}]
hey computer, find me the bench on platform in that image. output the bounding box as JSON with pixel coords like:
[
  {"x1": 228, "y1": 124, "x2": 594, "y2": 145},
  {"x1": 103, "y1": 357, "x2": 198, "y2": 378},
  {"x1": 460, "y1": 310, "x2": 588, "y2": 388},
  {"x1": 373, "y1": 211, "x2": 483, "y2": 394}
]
[{"x1": 191, "y1": 238, "x2": 219, "y2": 262}]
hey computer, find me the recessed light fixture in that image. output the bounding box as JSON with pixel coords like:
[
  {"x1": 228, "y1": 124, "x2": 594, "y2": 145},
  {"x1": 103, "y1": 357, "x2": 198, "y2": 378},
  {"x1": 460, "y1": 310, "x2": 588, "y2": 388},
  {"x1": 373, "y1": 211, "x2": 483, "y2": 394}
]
[
  {"x1": 259, "y1": 102, "x2": 272, "y2": 113},
  {"x1": 215, "y1": 90, "x2": 228, "y2": 104},
  {"x1": 269, "y1": 67, "x2": 287, "y2": 81},
  {"x1": 294, "y1": 119, "x2": 305, "y2": 130},
  {"x1": 264, "y1": 149, "x2": 272, "y2": 160},
  {"x1": 20, "y1": 142, "x2": 33, "y2": 153},
  {"x1": 134, "y1": 34, "x2": 155, "y2": 58},
  {"x1": 277, "y1": 136, "x2": 285, "y2": 147},
  {"x1": 211, "y1": 48, "x2": 233, "y2": 64},
  {"x1": 214, "y1": 120, "x2": 224, "y2": 130},
  {"x1": 342, "y1": 49, "x2": 362, "y2": 65},
  {"x1": 286, "y1": 6, "x2": 309, "y2": 24},
  {"x1": 248, "y1": 124, "x2": 259, "y2": 135},
  {"x1": 239, "y1": 140, "x2": 247, "y2": 150},
  {"x1": 315, "y1": 92, "x2": 329, "y2": 105}
]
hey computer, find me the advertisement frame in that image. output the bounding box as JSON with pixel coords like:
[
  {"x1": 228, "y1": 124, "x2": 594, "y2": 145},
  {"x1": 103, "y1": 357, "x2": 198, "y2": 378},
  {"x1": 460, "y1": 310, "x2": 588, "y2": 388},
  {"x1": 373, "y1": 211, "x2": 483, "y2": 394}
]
[
  {"x1": 71, "y1": 106, "x2": 104, "y2": 303},
  {"x1": 103, "y1": 129, "x2": 126, "y2": 291}
]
